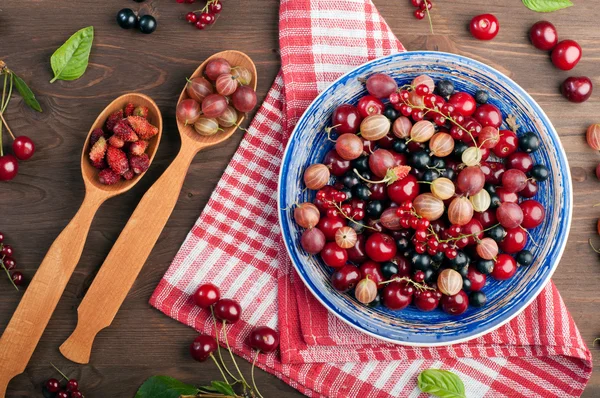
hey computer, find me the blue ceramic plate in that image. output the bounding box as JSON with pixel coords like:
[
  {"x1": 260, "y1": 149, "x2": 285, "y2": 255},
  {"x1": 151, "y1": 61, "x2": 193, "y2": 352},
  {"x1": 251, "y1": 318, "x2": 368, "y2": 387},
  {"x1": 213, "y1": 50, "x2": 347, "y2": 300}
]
[{"x1": 277, "y1": 51, "x2": 572, "y2": 346}]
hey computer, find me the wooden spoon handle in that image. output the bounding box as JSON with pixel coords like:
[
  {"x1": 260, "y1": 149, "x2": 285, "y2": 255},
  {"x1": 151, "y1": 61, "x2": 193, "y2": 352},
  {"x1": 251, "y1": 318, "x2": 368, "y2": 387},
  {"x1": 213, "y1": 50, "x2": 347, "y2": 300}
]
[
  {"x1": 60, "y1": 144, "x2": 199, "y2": 364},
  {"x1": 0, "y1": 193, "x2": 103, "y2": 397}
]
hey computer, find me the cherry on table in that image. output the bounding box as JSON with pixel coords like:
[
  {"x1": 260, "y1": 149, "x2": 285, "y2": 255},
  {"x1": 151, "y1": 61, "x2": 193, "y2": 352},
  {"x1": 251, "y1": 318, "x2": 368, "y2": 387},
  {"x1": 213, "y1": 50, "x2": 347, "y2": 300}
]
[
  {"x1": 70, "y1": 392, "x2": 83, "y2": 398},
  {"x1": 561, "y1": 76, "x2": 593, "y2": 103},
  {"x1": 248, "y1": 325, "x2": 280, "y2": 352},
  {"x1": 551, "y1": 40, "x2": 582, "y2": 70},
  {"x1": 193, "y1": 283, "x2": 220, "y2": 308},
  {"x1": 45, "y1": 379, "x2": 60, "y2": 393},
  {"x1": 213, "y1": 298, "x2": 242, "y2": 323},
  {"x1": 3, "y1": 257, "x2": 16, "y2": 270},
  {"x1": 190, "y1": 334, "x2": 218, "y2": 362},
  {"x1": 529, "y1": 21, "x2": 558, "y2": 51},
  {"x1": 66, "y1": 379, "x2": 79, "y2": 392},
  {"x1": 56, "y1": 391, "x2": 69, "y2": 398},
  {"x1": 12, "y1": 136, "x2": 35, "y2": 161},
  {"x1": 1, "y1": 244, "x2": 14, "y2": 257},
  {"x1": 469, "y1": 14, "x2": 499, "y2": 41},
  {"x1": 11, "y1": 271, "x2": 24, "y2": 286},
  {"x1": 0, "y1": 154, "x2": 19, "y2": 181}
]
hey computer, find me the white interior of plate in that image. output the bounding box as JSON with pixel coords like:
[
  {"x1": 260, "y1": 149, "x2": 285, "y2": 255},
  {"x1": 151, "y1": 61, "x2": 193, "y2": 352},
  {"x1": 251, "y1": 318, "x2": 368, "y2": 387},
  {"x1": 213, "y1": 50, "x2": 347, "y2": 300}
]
[{"x1": 278, "y1": 51, "x2": 572, "y2": 346}]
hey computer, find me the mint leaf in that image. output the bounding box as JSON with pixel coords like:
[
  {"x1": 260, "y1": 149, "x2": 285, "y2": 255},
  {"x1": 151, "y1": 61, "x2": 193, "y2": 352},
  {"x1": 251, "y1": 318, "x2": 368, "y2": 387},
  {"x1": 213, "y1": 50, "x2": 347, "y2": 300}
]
[
  {"x1": 211, "y1": 380, "x2": 236, "y2": 396},
  {"x1": 418, "y1": 369, "x2": 466, "y2": 398},
  {"x1": 12, "y1": 73, "x2": 42, "y2": 112},
  {"x1": 135, "y1": 375, "x2": 199, "y2": 398},
  {"x1": 522, "y1": 0, "x2": 573, "y2": 12},
  {"x1": 50, "y1": 26, "x2": 94, "y2": 83}
]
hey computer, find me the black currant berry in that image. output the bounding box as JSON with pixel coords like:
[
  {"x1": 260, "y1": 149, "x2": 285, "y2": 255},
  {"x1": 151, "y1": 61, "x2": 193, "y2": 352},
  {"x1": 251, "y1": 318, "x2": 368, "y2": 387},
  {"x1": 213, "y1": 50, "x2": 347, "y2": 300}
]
[
  {"x1": 474, "y1": 90, "x2": 489, "y2": 104},
  {"x1": 381, "y1": 261, "x2": 399, "y2": 279},
  {"x1": 352, "y1": 156, "x2": 370, "y2": 173},
  {"x1": 392, "y1": 140, "x2": 407, "y2": 153},
  {"x1": 395, "y1": 238, "x2": 410, "y2": 252},
  {"x1": 469, "y1": 291, "x2": 487, "y2": 307},
  {"x1": 367, "y1": 293, "x2": 382, "y2": 307},
  {"x1": 138, "y1": 15, "x2": 157, "y2": 34},
  {"x1": 516, "y1": 250, "x2": 534, "y2": 266},
  {"x1": 519, "y1": 132, "x2": 540, "y2": 153},
  {"x1": 365, "y1": 200, "x2": 384, "y2": 218},
  {"x1": 489, "y1": 193, "x2": 501, "y2": 209},
  {"x1": 453, "y1": 141, "x2": 468, "y2": 157},
  {"x1": 475, "y1": 259, "x2": 494, "y2": 275},
  {"x1": 117, "y1": 8, "x2": 138, "y2": 29},
  {"x1": 462, "y1": 278, "x2": 472, "y2": 291},
  {"x1": 342, "y1": 173, "x2": 360, "y2": 188},
  {"x1": 410, "y1": 151, "x2": 431, "y2": 169},
  {"x1": 411, "y1": 253, "x2": 431, "y2": 271},
  {"x1": 383, "y1": 105, "x2": 399, "y2": 121},
  {"x1": 436, "y1": 80, "x2": 454, "y2": 98},
  {"x1": 351, "y1": 183, "x2": 371, "y2": 201},
  {"x1": 422, "y1": 169, "x2": 440, "y2": 182},
  {"x1": 487, "y1": 225, "x2": 506, "y2": 242},
  {"x1": 529, "y1": 164, "x2": 549, "y2": 181}
]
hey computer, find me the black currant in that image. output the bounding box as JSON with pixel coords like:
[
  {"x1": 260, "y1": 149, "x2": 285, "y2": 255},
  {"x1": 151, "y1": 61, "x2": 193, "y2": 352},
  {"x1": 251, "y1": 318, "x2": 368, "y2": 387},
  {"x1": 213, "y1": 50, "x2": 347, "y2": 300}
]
[
  {"x1": 462, "y1": 278, "x2": 472, "y2": 291},
  {"x1": 489, "y1": 193, "x2": 501, "y2": 209},
  {"x1": 340, "y1": 187, "x2": 353, "y2": 202},
  {"x1": 411, "y1": 253, "x2": 431, "y2": 271},
  {"x1": 422, "y1": 169, "x2": 440, "y2": 182},
  {"x1": 395, "y1": 237, "x2": 410, "y2": 252},
  {"x1": 423, "y1": 268, "x2": 436, "y2": 284},
  {"x1": 381, "y1": 261, "x2": 399, "y2": 279},
  {"x1": 519, "y1": 132, "x2": 540, "y2": 153},
  {"x1": 436, "y1": 79, "x2": 454, "y2": 98},
  {"x1": 392, "y1": 140, "x2": 407, "y2": 153},
  {"x1": 352, "y1": 156, "x2": 370, "y2": 173},
  {"x1": 469, "y1": 291, "x2": 487, "y2": 307},
  {"x1": 446, "y1": 251, "x2": 468, "y2": 269},
  {"x1": 457, "y1": 265, "x2": 469, "y2": 278},
  {"x1": 475, "y1": 259, "x2": 494, "y2": 275},
  {"x1": 529, "y1": 164, "x2": 549, "y2": 181},
  {"x1": 342, "y1": 173, "x2": 360, "y2": 188},
  {"x1": 453, "y1": 141, "x2": 469, "y2": 157},
  {"x1": 365, "y1": 200, "x2": 384, "y2": 218},
  {"x1": 484, "y1": 183, "x2": 496, "y2": 194},
  {"x1": 430, "y1": 157, "x2": 445, "y2": 169},
  {"x1": 474, "y1": 90, "x2": 489, "y2": 104},
  {"x1": 487, "y1": 225, "x2": 506, "y2": 242},
  {"x1": 431, "y1": 251, "x2": 445, "y2": 263},
  {"x1": 348, "y1": 220, "x2": 364, "y2": 234},
  {"x1": 441, "y1": 168, "x2": 456, "y2": 180},
  {"x1": 383, "y1": 105, "x2": 399, "y2": 121},
  {"x1": 410, "y1": 151, "x2": 431, "y2": 169},
  {"x1": 367, "y1": 293, "x2": 382, "y2": 307},
  {"x1": 138, "y1": 15, "x2": 157, "y2": 34},
  {"x1": 352, "y1": 183, "x2": 371, "y2": 201},
  {"x1": 516, "y1": 250, "x2": 534, "y2": 266},
  {"x1": 117, "y1": 8, "x2": 138, "y2": 29}
]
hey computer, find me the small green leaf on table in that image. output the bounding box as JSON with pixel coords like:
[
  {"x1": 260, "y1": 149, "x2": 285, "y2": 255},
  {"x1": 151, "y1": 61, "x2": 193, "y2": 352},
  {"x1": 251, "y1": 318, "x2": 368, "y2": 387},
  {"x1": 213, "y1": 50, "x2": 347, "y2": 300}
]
[
  {"x1": 210, "y1": 381, "x2": 236, "y2": 396},
  {"x1": 418, "y1": 369, "x2": 467, "y2": 398},
  {"x1": 135, "y1": 375, "x2": 199, "y2": 398},
  {"x1": 522, "y1": 0, "x2": 573, "y2": 12},
  {"x1": 50, "y1": 26, "x2": 94, "y2": 83},
  {"x1": 12, "y1": 73, "x2": 42, "y2": 112}
]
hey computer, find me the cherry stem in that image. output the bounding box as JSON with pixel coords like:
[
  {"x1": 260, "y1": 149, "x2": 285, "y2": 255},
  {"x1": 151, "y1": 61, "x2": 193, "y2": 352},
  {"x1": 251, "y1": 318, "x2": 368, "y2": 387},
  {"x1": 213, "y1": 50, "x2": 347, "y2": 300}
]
[
  {"x1": 210, "y1": 306, "x2": 240, "y2": 383},
  {"x1": 520, "y1": 226, "x2": 540, "y2": 247},
  {"x1": 0, "y1": 113, "x2": 15, "y2": 141},
  {"x1": 593, "y1": 338, "x2": 600, "y2": 346},
  {"x1": 328, "y1": 200, "x2": 377, "y2": 231},
  {"x1": 353, "y1": 168, "x2": 388, "y2": 185},
  {"x1": 50, "y1": 362, "x2": 70, "y2": 382},
  {"x1": 209, "y1": 354, "x2": 230, "y2": 384},
  {"x1": 0, "y1": 255, "x2": 18, "y2": 291},
  {"x1": 588, "y1": 238, "x2": 600, "y2": 254},
  {"x1": 378, "y1": 276, "x2": 435, "y2": 291},
  {"x1": 221, "y1": 320, "x2": 251, "y2": 390},
  {"x1": 250, "y1": 351, "x2": 265, "y2": 398},
  {"x1": 423, "y1": 0, "x2": 434, "y2": 34}
]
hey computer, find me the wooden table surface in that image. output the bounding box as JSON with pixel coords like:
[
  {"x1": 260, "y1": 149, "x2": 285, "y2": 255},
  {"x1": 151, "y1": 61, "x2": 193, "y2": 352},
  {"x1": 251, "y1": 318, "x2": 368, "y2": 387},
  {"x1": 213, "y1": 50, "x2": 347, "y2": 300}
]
[{"x1": 0, "y1": 1, "x2": 598, "y2": 397}]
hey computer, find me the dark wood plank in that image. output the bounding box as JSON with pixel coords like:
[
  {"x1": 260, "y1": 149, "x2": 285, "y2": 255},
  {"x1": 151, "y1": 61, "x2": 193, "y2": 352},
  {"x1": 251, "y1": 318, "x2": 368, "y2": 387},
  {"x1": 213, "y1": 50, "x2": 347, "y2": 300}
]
[{"x1": 0, "y1": 1, "x2": 598, "y2": 397}]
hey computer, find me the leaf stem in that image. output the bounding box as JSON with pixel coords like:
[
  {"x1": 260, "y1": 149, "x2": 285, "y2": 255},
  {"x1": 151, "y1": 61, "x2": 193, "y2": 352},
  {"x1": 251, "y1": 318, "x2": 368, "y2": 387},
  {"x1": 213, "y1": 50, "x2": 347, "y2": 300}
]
[{"x1": 250, "y1": 351, "x2": 264, "y2": 398}]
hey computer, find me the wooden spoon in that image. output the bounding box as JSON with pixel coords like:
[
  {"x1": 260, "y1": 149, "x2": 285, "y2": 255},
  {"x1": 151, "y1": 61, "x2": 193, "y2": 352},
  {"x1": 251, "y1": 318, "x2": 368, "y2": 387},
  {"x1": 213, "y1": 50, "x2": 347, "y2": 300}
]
[
  {"x1": 59, "y1": 50, "x2": 257, "y2": 364},
  {"x1": 0, "y1": 93, "x2": 162, "y2": 398}
]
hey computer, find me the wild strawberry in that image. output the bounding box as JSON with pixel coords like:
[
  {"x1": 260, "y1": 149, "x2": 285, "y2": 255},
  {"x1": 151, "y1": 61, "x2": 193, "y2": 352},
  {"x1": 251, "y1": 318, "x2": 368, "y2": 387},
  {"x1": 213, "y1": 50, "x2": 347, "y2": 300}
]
[
  {"x1": 106, "y1": 110, "x2": 124, "y2": 132},
  {"x1": 122, "y1": 169, "x2": 135, "y2": 180},
  {"x1": 129, "y1": 153, "x2": 150, "y2": 174},
  {"x1": 108, "y1": 135, "x2": 125, "y2": 149},
  {"x1": 124, "y1": 103, "x2": 136, "y2": 117},
  {"x1": 113, "y1": 120, "x2": 139, "y2": 142},
  {"x1": 107, "y1": 146, "x2": 130, "y2": 175},
  {"x1": 90, "y1": 128, "x2": 106, "y2": 146},
  {"x1": 127, "y1": 116, "x2": 159, "y2": 140},
  {"x1": 98, "y1": 168, "x2": 121, "y2": 185},
  {"x1": 89, "y1": 136, "x2": 107, "y2": 168},
  {"x1": 130, "y1": 140, "x2": 148, "y2": 156},
  {"x1": 133, "y1": 106, "x2": 149, "y2": 118}
]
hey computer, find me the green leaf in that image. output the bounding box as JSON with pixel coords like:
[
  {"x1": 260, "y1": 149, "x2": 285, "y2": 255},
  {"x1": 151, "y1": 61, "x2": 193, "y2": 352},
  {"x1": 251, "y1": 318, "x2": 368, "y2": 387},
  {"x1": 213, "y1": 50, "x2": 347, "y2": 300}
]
[
  {"x1": 211, "y1": 381, "x2": 236, "y2": 396},
  {"x1": 522, "y1": 0, "x2": 573, "y2": 12},
  {"x1": 418, "y1": 369, "x2": 466, "y2": 398},
  {"x1": 135, "y1": 375, "x2": 199, "y2": 398},
  {"x1": 50, "y1": 26, "x2": 94, "y2": 83},
  {"x1": 12, "y1": 73, "x2": 42, "y2": 112}
]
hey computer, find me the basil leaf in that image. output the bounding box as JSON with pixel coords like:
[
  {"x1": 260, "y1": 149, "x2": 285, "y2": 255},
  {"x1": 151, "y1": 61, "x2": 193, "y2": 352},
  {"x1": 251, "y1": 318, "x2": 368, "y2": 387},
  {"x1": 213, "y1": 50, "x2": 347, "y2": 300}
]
[
  {"x1": 135, "y1": 375, "x2": 199, "y2": 398},
  {"x1": 418, "y1": 369, "x2": 466, "y2": 398},
  {"x1": 50, "y1": 26, "x2": 94, "y2": 83},
  {"x1": 211, "y1": 380, "x2": 236, "y2": 396},
  {"x1": 12, "y1": 73, "x2": 42, "y2": 112},
  {"x1": 522, "y1": 0, "x2": 573, "y2": 12}
]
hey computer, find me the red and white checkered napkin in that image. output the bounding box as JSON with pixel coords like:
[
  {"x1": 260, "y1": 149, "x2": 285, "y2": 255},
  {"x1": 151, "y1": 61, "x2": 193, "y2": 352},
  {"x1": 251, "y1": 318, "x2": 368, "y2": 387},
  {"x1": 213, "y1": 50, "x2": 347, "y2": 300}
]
[{"x1": 150, "y1": 0, "x2": 593, "y2": 396}]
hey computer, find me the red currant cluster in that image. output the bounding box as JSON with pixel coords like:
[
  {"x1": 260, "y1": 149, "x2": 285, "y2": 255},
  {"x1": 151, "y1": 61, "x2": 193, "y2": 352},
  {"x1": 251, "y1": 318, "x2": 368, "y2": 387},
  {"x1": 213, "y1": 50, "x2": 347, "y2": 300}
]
[
  {"x1": 291, "y1": 71, "x2": 549, "y2": 316},
  {"x1": 189, "y1": 283, "x2": 280, "y2": 396},
  {"x1": 181, "y1": 0, "x2": 223, "y2": 30},
  {"x1": 410, "y1": 0, "x2": 433, "y2": 21},
  {"x1": 43, "y1": 365, "x2": 82, "y2": 398},
  {"x1": 0, "y1": 232, "x2": 24, "y2": 290}
]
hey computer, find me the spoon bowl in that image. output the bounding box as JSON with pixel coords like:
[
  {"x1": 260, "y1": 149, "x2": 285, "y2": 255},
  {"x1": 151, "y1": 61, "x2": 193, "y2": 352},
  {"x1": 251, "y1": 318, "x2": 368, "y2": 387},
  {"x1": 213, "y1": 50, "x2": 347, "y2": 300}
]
[
  {"x1": 81, "y1": 93, "x2": 163, "y2": 193},
  {"x1": 0, "y1": 93, "x2": 162, "y2": 396}
]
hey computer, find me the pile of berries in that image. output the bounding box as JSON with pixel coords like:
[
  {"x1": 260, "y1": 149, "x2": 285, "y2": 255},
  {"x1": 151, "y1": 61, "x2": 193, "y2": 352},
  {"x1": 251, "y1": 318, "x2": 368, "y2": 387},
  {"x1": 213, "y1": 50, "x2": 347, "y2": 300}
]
[
  {"x1": 177, "y1": 58, "x2": 257, "y2": 135},
  {"x1": 0, "y1": 133, "x2": 35, "y2": 181},
  {"x1": 88, "y1": 103, "x2": 158, "y2": 185},
  {"x1": 409, "y1": 0, "x2": 433, "y2": 21},
  {"x1": 189, "y1": 283, "x2": 279, "y2": 397},
  {"x1": 528, "y1": 21, "x2": 591, "y2": 103},
  {"x1": 0, "y1": 232, "x2": 24, "y2": 290},
  {"x1": 42, "y1": 365, "x2": 83, "y2": 398},
  {"x1": 293, "y1": 72, "x2": 548, "y2": 316},
  {"x1": 180, "y1": 0, "x2": 223, "y2": 30}
]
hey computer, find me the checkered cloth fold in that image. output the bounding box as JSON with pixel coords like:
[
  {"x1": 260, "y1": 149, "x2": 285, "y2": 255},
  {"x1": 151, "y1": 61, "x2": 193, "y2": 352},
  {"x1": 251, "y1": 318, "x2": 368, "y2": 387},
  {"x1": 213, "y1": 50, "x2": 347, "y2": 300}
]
[{"x1": 151, "y1": 1, "x2": 592, "y2": 396}]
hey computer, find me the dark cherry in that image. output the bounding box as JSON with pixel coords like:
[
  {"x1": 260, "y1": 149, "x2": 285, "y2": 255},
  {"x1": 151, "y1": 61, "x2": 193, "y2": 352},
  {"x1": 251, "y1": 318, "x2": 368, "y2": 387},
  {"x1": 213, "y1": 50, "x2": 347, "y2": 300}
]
[
  {"x1": 413, "y1": 290, "x2": 439, "y2": 312},
  {"x1": 190, "y1": 334, "x2": 218, "y2": 362},
  {"x1": 321, "y1": 241, "x2": 348, "y2": 268},
  {"x1": 529, "y1": 21, "x2": 558, "y2": 51},
  {"x1": 492, "y1": 254, "x2": 517, "y2": 280},
  {"x1": 387, "y1": 174, "x2": 419, "y2": 204},
  {"x1": 474, "y1": 209, "x2": 497, "y2": 229},
  {"x1": 561, "y1": 76, "x2": 593, "y2": 103},
  {"x1": 194, "y1": 283, "x2": 220, "y2": 308},
  {"x1": 441, "y1": 291, "x2": 468, "y2": 315},
  {"x1": 480, "y1": 161, "x2": 505, "y2": 185},
  {"x1": 248, "y1": 326, "x2": 280, "y2": 352},
  {"x1": 495, "y1": 187, "x2": 518, "y2": 203},
  {"x1": 469, "y1": 13, "x2": 499, "y2": 41},
  {"x1": 382, "y1": 281, "x2": 413, "y2": 310},
  {"x1": 347, "y1": 234, "x2": 367, "y2": 263},
  {"x1": 323, "y1": 149, "x2": 351, "y2": 176},
  {"x1": 70, "y1": 391, "x2": 84, "y2": 398},
  {"x1": 11, "y1": 271, "x2": 24, "y2": 286},
  {"x1": 473, "y1": 103, "x2": 502, "y2": 128},
  {"x1": 214, "y1": 298, "x2": 242, "y2": 323},
  {"x1": 369, "y1": 182, "x2": 388, "y2": 201},
  {"x1": 317, "y1": 216, "x2": 346, "y2": 241},
  {"x1": 1, "y1": 244, "x2": 14, "y2": 257},
  {"x1": 466, "y1": 267, "x2": 486, "y2": 291},
  {"x1": 551, "y1": 40, "x2": 582, "y2": 71},
  {"x1": 500, "y1": 227, "x2": 527, "y2": 254},
  {"x1": 359, "y1": 261, "x2": 385, "y2": 284},
  {"x1": 365, "y1": 232, "x2": 397, "y2": 262},
  {"x1": 332, "y1": 104, "x2": 362, "y2": 134},
  {"x1": 492, "y1": 130, "x2": 518, "y2": 158},
  {"x1": 357, "y1": 95, "x2": 384, "y2": 118},
  {"x1": 57, "y1": 392, "x2": 69, "y2": 398},
  {"x1": 3, "y1": 257, "x2": 16, "y2": 270},
  {"x1": 377, "y1": 132, "x2": 396, "y2": 149},
  {"x1": 45, "y1": 379, "x2": 60, "y2": 393},
  {"x1": 520, "y1": 180, "x2": 538, "y2": 198},
  {"x1": 331, "y1": 265, "x2": 360, "y2": 292},
  {"x1": 66, "y1": 379, "x2": 79, "y2": 392},
  {"x1": 520, "y1": 199, "x2": 545, "y2": 229},
  {"x1": 507, "y1": 152, "x2": 533, "y2": 173},
  {"x1": 12, "y1": 136, "x2": 35, "y2": 161},
  {"x1": 448, "y1": 92, "x2": 477, "y2": 117}
]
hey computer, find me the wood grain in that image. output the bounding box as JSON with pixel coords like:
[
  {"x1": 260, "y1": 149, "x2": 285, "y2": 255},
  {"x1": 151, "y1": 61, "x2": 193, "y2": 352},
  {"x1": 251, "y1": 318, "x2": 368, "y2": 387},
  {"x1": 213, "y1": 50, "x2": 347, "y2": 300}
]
[{"x1": 0, "y1": 1, "x2": 598, "y2": 397}]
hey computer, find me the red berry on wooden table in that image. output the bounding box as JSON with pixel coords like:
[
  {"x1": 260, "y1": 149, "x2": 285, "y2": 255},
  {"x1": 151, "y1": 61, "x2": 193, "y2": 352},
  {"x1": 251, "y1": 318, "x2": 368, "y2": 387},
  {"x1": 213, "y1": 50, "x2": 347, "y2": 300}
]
[
  {"x1": 190, "y1": 334, "x2": 218, "y2": 362},
  {"x1": 469, "y1": 14, "x2": 499, "y2": 41},
  {"x1": 551, "y1": 39, "x2": 582, "y2": 70},
  {"x1": 529, "y1": 21, "x2": 558, "y2": 51},
  {"x1": 561, "y1": 76, "x2": 592, "y2": 103}
]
